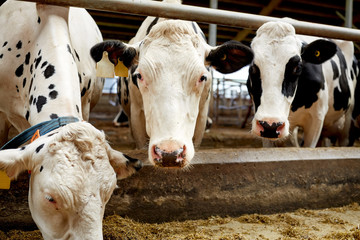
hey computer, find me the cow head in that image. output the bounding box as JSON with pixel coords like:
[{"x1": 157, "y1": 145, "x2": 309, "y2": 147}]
[
  {"x1": 91, "y1": 20, "x2": 253, "y2": 168},
  {"x1": 0, "y1": 122, "x2": 142, "y2": 240},
  {"x1": 247, "y1": 21, "x2": 337, "y2": 141}
]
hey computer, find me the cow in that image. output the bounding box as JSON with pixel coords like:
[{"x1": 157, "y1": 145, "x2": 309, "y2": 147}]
[
  {"x1": 246, "y1": 21, "x2": 356, "y2": 147},
  {"x1": 0, "y1": 1, "x2": 142, "y2": 239},
  {"x1": 90, "y1": 0, "x2": 253, "y2": 168}
]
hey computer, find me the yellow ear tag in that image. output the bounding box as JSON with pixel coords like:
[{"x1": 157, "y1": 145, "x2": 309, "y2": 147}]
[
  {"x1": 115, "y1": 60, "x2": 129, "y2": 78},
  {"x1": 315, "y1": 50, "x2": 320, "y2": 57},
  {"x1": 0, "y1": 171, "x2": 10, "y2": 189},
  {"x1": 96, "y1": 52, "x2": 115, "y2": 78}
]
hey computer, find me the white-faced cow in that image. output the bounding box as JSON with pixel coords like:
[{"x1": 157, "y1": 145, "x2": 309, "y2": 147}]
[
  {"x1": 90, "y1": 0, "x2": 253, "y2": 168},
  {"x1": 247, "y1": 21, "x2": 356, "y2": 147},
  {"x1": 0, "y1": 1, "x2": 142, "y2": 239}
]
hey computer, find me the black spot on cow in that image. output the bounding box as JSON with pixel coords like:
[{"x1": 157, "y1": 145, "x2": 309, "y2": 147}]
[
  {"x1": 15, "y1": 64, "x2": 24, "y2": 77},
  {"x1": 76, "y1": 105, "x2": 79, "y2": 113},
  {"x1": 48, "y1": 84, "x2": 55, "y2": 89},
  {"x1": 0, "y1": 54, "x2": 3, "y2": 59},
  {"x1": 282, "y1": 56, "x2": 302, "y2": 98},
  {"x1": 35, "y1": 144, "x2": 44, "y2": 153},
  {"x1": 23, "y1": 78, "x2": 27, "y2": 88},
  {"x1": 29, "y1": 78, "x2": 33, "y2": 94},
  {"x1": 247, "y1": 64, "x2": 262, "y2": 112},
  {"x1": 40, "y1": 166, "x2": 43, "y2": 172},
  {"x1": 50, "y1": 113, "x2": 58, "y2": 119},
  {"x1": 49, "y1": 90, "x2": 58, "y2": 100},
  {"x1": 41, "y1": 61, "x2": 48, "y2": 68},
  {"x1": 74, "y1": 49, "x2": 80, "y2": 62},
  {"x1": 30, "y1": 64, "x2": 33, "y2": 74},
  {"x1": 87, "y1": 79, "x2": 91, "y2": 89},
  {"x1": 37, "y1": 16, "x2": 41, "y2": 24},
  {"x1": 332, "y1": 48, "x2": 351, "y2": 111},
  {"x1": 25, "y1": 111, "x2": 29, "y2": 121},
  {"x1": 130, "y1": 65, "x2": 139, "y2": 89},
  {"x1": 78, "y1": 73, "x2": 82, "y2": 84},
  {"x1": 146, "y1": 17, "x2": 159, "y2": 35},
  {"x1": 291, "y1": 62, "x2": 325, "y2": 112},
  {"x1": 25, "y1": 52, "x2": 31, "y2": 65},
  {"x1": 331, "y1": 60, "x2": 339, "y2": 79},
  {"x1": 16, "y1": 54, "x2": 21, "y2": 58},
  {"x1": 81, "y1": 87, "x2": 87, "y2": 97},
  {"x1": 33, "y1": 97, "x2": 37, "y2": 105},
  {"x1": 2, "y1": 42, "x2": 7, "y2": 47},
  {"x1": 38, "y1": 50, "x2": 41, "y2": 56},
  {"x1": 36, "y1": 96, "x2": 47, "y2": 113},
  {"x1": 16, "y1": 85, "x2": 19, "y2": 93},
  {"x1": 20, "y1": 146, "x2": 26, "y2": 151},
  {"x1": 67, "y1": 44, "x2": 71, "y2": 54},
  {"x1": 35, "y1": 56, "x2": 42, "y2": 69},
  {"x1": 124, "y1": 77, "x2": 130, "y2": 105},
  {"x1": 43, "y1": 64, "x2": 55, "y2": 79},
  {"x1": 29, "y1": 95, "x2": 33, "y2": 105},
  {"x1": 7, "y1": 48, "x2": 11, "y2": 51},
  {"x1": 16, "y1": 41, "x2": 22, "y2": 50},
  {"x1": 47, "y1": 132, "x2": 57, "y2": 137}
]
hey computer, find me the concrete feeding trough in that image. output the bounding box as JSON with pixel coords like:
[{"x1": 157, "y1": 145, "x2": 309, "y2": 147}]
[{"x1": 1, "y1": 147, "x2": 359, "y2": 230}]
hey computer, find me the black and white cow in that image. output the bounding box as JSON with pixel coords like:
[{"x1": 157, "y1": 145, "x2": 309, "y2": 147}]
[
  {"x1": 247, "y1": 21, "x2": 356, "y2": 147},
  {"x1": 91, "y1": 0, "x2": 253, "y2": 168},
  {"x1": 0, "y1": 1, "x2": 141, "y2": 239}
]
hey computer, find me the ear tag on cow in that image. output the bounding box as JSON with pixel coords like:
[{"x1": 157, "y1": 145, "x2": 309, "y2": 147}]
[
  {"x1": 115, "y1": 60, "x2": 129, "y2": 77},
  {"x1": 96, "y1": 52, "x2": 115, "y2": 78},
  {"x1": 0, "y1": 171, "x2": 10, "y2": 189},
  {"x1": 31, "y1": 129, "x2": 40, "y2": 143}
]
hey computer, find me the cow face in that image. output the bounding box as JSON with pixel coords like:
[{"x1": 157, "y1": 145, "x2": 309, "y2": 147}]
[
  {"x1": 0, "y1": 122, "x2": 142, "y2": 240},
  {"x1": 247, "y1": 21, "x2": 337, "y2": 141},
  {"x1": 91, "y1": 20, "x2": 253, "y2": 168}
]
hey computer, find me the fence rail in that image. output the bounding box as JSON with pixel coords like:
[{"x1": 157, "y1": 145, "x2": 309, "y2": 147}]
[{"x1": 18, "y1": 0, "x2": 360, "y2": 41}]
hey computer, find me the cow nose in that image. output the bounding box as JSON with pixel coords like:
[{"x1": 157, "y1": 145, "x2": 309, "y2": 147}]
[
  {"x1": 257, "y1": 120, "x2": 285, "y2": 138},
  {"x1": 151, "y1": 141, "x2": 187, "y2": 168}
]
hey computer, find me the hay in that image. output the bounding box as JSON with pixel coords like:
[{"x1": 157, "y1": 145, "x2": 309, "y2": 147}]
[{"x1": 3, "y1": 203, "x2": 360, "y2": 240}]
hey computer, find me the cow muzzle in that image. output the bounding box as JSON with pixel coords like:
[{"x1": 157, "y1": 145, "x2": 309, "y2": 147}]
[
  {"x1": 255, "y1": 120, "x2": 285, "y2": 139},
  {"x1": 151, "y1": 140, "x2": 187, "y2": 168}
]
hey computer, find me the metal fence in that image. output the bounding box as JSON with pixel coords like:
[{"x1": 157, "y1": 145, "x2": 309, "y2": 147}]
[{"x1": 19, "y1": 0, "x2": 360, "y2": 41}]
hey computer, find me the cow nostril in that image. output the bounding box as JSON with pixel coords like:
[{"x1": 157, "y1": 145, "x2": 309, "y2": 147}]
[
  {"x1": 258, "y1": 120, "x2": 284, "y2": 138},
  {"x1": 151, "y1": 144, "x2": 187, "y2": 168},
  {"x1": 152, "y1": 145, "x2": 162, "y2": 163}
]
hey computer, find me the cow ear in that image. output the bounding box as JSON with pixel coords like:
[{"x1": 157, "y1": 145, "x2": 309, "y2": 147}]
[
  {"x1": 106, "y1": 143, "x2": 142, "y2": 180},
  {"x1": 301, "y1": 39, "x2": 337, "y2": 64},
  {"x1": 206, "y1": 40, "x2": 253, "y2": 74},
  {"x1": 0, "y1": 148, "x2": 31, "y2": 179},
  {"x1": 90, "y1": 40, "x2": 138, "y2": 68}
]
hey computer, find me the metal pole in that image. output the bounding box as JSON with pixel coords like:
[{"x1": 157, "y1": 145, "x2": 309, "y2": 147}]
[
  {"x1": 345, "y1": 0, "x2": 353, "y2": 28},
  {"x1": 208, "y1": 0, "x2": 217, "y2": 46},
  {"x1": 18, "y1": 0, "x2": 360, "y2": 41}
]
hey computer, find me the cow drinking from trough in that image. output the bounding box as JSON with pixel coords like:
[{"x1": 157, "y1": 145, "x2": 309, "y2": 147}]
[
  {"x1": 247, "y1": 21, "x2": 356, "y2": 147},
  {"x1": 91, "y1": 0, "x2": 253, "y2": 168},
  {"x1": 0, "y1": 1, "x2": 142, "y2": 239}
]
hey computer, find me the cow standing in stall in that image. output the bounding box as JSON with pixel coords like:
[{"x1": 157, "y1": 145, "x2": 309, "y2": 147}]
[
  {"x1": 0, "y1": 1, "x2": 141, "y2": 239},
  {"x1": 91, "y1": 0, "x2": 253, "y2": 168},
  {"x1": 246, "y1": 21, "x2": 356, "y2": 147}
]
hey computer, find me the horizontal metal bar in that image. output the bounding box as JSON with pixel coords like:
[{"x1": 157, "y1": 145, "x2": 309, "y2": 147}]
[{"x1": 18, "y1": 0, "x2": 360, "y2": 41}]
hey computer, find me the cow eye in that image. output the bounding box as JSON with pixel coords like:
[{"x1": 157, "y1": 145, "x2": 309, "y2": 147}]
[
  {"x1": 200, "y1": 75, "x2": 207, "y2": 82},
  {"x1": 45, "y1": 195, "x2": 56, "y2": 203},
  {"x1": 293, "y1": 64, "x2": 303, "y2": 75},
  {"x1": 135, "y1": 73, "x2": 142, "y2": 80}
]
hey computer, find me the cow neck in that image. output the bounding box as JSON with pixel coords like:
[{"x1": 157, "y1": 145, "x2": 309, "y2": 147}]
[{"x1": 0, "y1": 117, "x2": 79, "y2": 150}]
